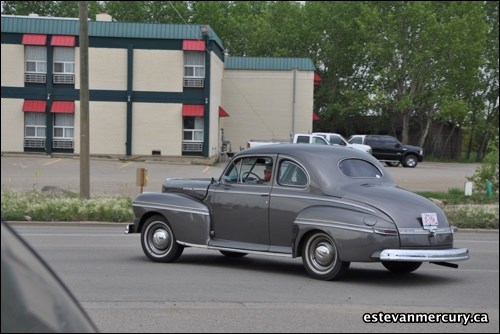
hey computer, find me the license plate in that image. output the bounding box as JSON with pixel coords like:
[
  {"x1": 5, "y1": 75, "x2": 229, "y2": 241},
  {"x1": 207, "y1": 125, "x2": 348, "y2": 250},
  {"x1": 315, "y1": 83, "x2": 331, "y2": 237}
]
[{"x1": 421, "y1": 212, "x2": 438, "y2": 230}]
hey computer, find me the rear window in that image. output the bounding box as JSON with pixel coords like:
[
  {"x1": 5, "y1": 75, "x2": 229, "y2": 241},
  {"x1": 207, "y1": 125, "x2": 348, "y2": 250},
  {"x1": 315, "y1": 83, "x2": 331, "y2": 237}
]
[{"x1": 338, "y1": 158, "x2": 383, "y2": 178}]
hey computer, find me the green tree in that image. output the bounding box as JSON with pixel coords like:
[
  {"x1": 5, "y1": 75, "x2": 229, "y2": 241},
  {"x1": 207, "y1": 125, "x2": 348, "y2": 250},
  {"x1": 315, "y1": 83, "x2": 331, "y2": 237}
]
[
  {"x1": 303, "y1": 1, "x2": 375, "y2": 135},
  {"x1": 2, "y1": 1, "x2": 56, "y2": 16},
  {"x1": 101, "y1": 1, "x2": 149, "y2": 23},
  {"x1": 2, "y1": 1, "x2": 498, "y2": 161},
  {"x1": 1, "y1": 1, "x2": 103, "y2": 19}
]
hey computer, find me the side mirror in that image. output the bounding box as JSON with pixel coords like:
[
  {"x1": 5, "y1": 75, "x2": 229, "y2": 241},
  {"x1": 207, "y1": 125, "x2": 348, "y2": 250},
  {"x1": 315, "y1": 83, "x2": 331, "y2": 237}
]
[{"x1": 211, "y1": 177, "x2": 220, "y2": 186}]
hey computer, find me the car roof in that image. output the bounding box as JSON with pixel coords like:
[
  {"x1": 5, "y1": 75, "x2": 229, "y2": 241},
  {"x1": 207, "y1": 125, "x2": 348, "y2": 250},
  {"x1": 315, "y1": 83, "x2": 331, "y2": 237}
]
[
  {"x1": 234, "y1": 144, "x2": 394, "y2": 197},
  {"x1": 240, "y1": 143, "x2": 365, "y2": 158}
]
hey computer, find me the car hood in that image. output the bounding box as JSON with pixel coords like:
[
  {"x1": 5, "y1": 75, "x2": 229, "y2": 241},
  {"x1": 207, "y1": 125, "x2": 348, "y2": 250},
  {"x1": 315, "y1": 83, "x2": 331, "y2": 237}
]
[
  {"x1": 162, "y1": 178, "x2": 212, "y2": 200},
  {"x1": 403, "y1": 144, "x2": 422, "y2": 152},
  {"x1": 341, "y1": 183, "x2": 448, "y2": 229},
  {"x1": 350, "y1": 143, "x2": 371, "y2": 150}
]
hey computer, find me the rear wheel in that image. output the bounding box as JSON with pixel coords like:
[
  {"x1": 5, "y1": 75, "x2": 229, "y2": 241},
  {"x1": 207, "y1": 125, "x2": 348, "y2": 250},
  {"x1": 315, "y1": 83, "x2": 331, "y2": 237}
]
[
  {"x1": 382, "y1": 261, "x2": 422, "y2": 273},
  {"x1": 141, "y1": 215, "x2": 184, "y2": 263},
  {"x1": 302, "y1": 232, "x2": 350, "y2": 280}
]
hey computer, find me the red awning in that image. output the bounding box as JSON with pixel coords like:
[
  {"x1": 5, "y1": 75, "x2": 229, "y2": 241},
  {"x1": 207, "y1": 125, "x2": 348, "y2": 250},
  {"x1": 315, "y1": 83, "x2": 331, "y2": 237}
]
[
  {"x1": 313, "y1": 112, "x2": 320, "y2": 121},
  {"x1": 182, "y1": 105, "x2": 204, "y2": 117},
  {"x1": 218, "y1": 106, "x2": 229, "y2": 117},
  {"x1": 182, "y1": 40, "x2": 205, "y2": 51},
  {"x1": 22, "y1": 34, "x2": 47, "y2": 45},
  {"x1": 314, "y1": 72, "x2": 321, "y2": 87},
  {"x1": 51, "y1": 35, "x2": 76, "y2": 47},
  {"x1": 51, "y1": 101, "x2": 75, "y2": 113},
  {"x1": 23, "y1": 100, "x2": 46, "y2": 112}
]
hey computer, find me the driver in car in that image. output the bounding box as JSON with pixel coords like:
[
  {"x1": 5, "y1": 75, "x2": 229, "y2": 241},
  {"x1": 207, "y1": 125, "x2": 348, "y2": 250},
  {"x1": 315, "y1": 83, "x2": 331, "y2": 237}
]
[{"x1": 263, "y1": 163, "x2": 273, "y2": 183}]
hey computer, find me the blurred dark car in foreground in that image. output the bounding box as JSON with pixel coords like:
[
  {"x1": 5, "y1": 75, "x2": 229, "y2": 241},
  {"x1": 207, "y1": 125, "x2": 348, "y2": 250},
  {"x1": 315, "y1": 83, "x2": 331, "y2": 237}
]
[
  {"x1": 1, "y1": 220, "x2": 97, "y2": 333},
  {"x1": 126, "y1": 144, "x2": 468, "y2": 281}
]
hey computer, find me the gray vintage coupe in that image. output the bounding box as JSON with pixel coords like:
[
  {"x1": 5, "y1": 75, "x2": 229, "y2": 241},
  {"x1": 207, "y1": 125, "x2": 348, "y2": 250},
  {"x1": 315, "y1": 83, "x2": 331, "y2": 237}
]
[{"x1": 126, "y1": 144, "x2": 469, "y2": 280}]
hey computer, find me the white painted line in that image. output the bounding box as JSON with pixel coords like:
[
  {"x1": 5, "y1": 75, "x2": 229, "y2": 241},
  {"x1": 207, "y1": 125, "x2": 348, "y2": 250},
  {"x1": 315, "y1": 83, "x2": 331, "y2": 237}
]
[
  {"x1": 120, "y1": 162, "x2": 133, "y2": 169},
  {"x1": 43, "y1": 159, "x2": 61, "y2": 166}
]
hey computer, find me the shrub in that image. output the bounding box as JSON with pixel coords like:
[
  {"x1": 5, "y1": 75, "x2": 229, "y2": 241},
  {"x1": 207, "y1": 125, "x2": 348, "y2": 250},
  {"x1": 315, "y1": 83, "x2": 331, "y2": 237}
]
[
  {"x1": 467, "y1": 143, "x2": 499, "y2": 194},
  {"x1": 1, "y1": 190, "x2": 134, "y2": 222}
]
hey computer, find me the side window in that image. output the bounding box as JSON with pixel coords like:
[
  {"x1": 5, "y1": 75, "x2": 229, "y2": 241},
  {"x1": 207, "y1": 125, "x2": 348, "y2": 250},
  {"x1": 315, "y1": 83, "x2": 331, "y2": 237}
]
[
  {"x1": 25, "y1": 46, "x2": 47, "y2": 83},
  {"x1": 348, "y1": 136, "x2": 362, "y2": 144},
  {"x1": 392, "y1": 137, "x2": 401, "y2": 147},
  {"x1": 184, "y1": 51, "x2": 205, "y2": 88},
  {"x1": 296, "y1": 136, "x2": 310, "y2": 143},
  {"x1": 24, "y1": 112, "x2": 46, "y2": 149},
  {"x1": 313, "y1": 137, "x2": 328, "y2": 145},
  {"x1": 221, "y1": 157, "x2": 273, "y2": 185},
  {"x1": 278, "y1": 160, "x2": 308, "y2": 187},
  {"x1": 183, "y1": 115, "x2": 204, "y2": 153},
  {"x1": 53, "y1": 47, "x2": 75, "y2": 84},
  {"x1": 329, "y1": 135, "x2": 345, "y2": 146},
  {"x1": 366, "y1": 136, "x2": 381, "y2": 148}
]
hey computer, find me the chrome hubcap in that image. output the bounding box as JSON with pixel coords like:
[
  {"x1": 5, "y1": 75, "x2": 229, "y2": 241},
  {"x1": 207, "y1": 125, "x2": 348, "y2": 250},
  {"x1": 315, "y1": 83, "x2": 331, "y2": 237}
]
[
  {"x1": 151, "y1": 228, "x2": 171, "y2": 251},
  {"x1": 314, "y1": 243, "x2": 334, "y2": 267}
]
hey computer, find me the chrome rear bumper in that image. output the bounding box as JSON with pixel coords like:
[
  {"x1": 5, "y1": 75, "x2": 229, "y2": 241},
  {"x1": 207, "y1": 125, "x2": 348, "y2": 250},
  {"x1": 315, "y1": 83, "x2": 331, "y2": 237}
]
[{"x1": 378, "y1": 248, "x2": 469, "y2": 262}]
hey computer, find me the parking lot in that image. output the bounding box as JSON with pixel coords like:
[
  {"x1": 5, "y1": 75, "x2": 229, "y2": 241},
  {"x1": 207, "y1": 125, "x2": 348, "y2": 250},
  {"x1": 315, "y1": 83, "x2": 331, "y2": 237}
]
[{"x1": 1, "y1": 154, "x2": 481, "y2": 196}]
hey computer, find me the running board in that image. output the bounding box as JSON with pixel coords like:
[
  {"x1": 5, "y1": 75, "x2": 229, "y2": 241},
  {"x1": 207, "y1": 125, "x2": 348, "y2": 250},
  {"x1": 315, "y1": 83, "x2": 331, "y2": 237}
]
[{"x1": 177, "y1": 241, "x2": 293, "y2": 258}]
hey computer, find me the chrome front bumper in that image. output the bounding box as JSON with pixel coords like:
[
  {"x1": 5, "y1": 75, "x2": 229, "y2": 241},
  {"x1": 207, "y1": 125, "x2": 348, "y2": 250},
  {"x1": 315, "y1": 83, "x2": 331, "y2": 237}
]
[
  {"x1": 124, "y1": 224, "x2": 135, "y2": 234},
  {"x1": 377, "y1": 248, "x2": 469, "y2": 262}
]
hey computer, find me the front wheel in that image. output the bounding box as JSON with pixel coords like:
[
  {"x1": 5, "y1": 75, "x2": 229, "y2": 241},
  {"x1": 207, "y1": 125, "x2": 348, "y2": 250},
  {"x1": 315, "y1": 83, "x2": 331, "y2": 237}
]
[
  {"x1": 141, "y1": 215, "x2": 184, "y2": 263},
  {"x1": 302, "y1": 232, "x2": 350, "y2": 280},
  {"x1": 382, "y1": 261, "x2": 422, "y2": 274},
  {"x1": 402, "y1": 155, "x2": 418, "y2": 168}
]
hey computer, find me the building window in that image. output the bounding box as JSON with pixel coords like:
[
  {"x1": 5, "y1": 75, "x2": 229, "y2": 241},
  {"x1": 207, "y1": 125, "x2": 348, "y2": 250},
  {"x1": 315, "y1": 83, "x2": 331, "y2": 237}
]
[
  {"x1": 184, "y1": 51, "x2": 205, "y2": 87},
  {"x1": 25, "y1": 46, "x2": 47, "y2": 83},
  {"x1": 183, "y1": 117, "x2": 204, "y2": 152},
  {"x1": 24, "y1": 112, "x2": 46, "y2": 148},
  {"x1": 53, "y1": 113, "x2": 74, "y2": 149},
  {"x1": 53, "y1": 47, "x2": 75, "y2": 84}
]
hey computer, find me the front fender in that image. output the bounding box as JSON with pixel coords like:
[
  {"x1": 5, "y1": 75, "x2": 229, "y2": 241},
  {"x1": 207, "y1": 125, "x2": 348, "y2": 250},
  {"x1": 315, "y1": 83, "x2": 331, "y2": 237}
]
[
  {"x1": 132, "y1": 192, "x2": 211, "y2": 245},
  {"x1": 292, "y1": 206, "x2": 400, "y2": 262}
]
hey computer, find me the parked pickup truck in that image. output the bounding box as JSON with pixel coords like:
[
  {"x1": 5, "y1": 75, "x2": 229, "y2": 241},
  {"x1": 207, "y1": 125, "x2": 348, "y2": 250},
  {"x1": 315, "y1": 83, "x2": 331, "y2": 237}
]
[
  {"x1": 246, "y1": 139, "x2": 289, "y2": 149},
  {"x1": 292, "y1": 134, "x2": 330, "y2": 145},
  {"x1": 248, "y1": 134, "x2": 372, "y2": 155},
  {"x1": 247, "y1": 134, "x2": 329, "y2": 148}
]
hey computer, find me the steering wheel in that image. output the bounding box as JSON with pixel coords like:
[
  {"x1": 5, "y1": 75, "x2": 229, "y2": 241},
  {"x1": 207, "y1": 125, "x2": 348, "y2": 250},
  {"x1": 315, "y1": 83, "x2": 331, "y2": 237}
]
[{"x1": 242, "y1": 171, "x2": 262, "y2": 183}]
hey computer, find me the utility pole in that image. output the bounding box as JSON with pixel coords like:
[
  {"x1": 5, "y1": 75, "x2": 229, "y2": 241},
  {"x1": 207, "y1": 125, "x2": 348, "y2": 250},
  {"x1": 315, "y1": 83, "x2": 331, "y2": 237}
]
[{"x1": 79, "y1": 1, "x2": 90, "y2": 199}]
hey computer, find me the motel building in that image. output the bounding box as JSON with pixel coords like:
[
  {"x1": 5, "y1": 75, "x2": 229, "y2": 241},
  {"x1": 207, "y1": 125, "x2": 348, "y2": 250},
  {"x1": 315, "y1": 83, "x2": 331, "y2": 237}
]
[{"x1": 1, "y1": 14, "x2": 319, "y2": 162}]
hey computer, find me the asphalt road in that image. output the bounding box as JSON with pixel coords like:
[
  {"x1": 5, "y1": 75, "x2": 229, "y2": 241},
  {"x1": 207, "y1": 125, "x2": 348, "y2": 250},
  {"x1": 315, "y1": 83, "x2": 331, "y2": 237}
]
[
  {"x1": 10, "y1": 224, "x2": 499, "y2": 333},
  {"x1": 1, "y1": 155, "x2": 481, "y2": 195}
]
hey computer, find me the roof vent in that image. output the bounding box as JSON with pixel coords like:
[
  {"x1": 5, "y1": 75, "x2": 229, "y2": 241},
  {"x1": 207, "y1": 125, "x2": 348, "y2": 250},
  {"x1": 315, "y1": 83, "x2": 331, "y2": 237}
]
[{"x1": 96, "y1": 13, "x2": 112, "y2": 22}]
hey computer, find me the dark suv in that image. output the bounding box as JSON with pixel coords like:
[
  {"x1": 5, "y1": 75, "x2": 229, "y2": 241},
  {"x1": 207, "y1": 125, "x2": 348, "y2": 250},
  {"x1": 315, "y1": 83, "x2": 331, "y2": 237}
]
[{"x1": 347, "y1": 135, "x2": 424, "y2": 168}]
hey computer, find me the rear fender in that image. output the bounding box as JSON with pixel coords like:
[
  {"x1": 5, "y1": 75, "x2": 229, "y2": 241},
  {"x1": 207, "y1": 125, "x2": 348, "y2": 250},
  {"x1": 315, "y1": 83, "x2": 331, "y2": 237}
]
[
  {"x1": 293, "y1": 206, "x2": 399, "y2": 262},
  {"x1": 133, "y1": 192, "x2": 211, "y2": 245}
]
